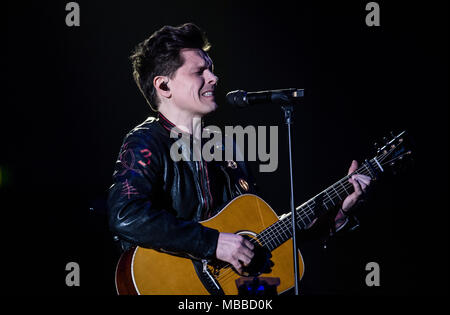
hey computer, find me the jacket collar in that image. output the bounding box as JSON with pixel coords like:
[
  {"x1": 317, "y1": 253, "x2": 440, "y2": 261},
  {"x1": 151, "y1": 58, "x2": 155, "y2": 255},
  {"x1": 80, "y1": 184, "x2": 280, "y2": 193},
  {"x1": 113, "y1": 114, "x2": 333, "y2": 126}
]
[
  {"x1": 157, "y1": 112, "x2": 205, "y2": 142},
  {"x1": 157, "y1": 112, "x2": 177, "y2": 133}
]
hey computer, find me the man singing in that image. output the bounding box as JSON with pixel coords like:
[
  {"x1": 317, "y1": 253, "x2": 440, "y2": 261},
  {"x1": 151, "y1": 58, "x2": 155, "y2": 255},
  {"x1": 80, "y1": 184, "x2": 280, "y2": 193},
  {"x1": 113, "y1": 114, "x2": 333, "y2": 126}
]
[{"x1": 107, "y1": 23, "x2": 370, "y2": 294}]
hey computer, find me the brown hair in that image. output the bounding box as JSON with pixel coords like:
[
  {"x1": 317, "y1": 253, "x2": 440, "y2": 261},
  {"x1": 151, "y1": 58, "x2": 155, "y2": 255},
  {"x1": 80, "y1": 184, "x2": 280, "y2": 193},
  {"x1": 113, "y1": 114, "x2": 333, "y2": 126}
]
[{"x1": 130, "y1": 23, "x2": 211, "y2": 111}]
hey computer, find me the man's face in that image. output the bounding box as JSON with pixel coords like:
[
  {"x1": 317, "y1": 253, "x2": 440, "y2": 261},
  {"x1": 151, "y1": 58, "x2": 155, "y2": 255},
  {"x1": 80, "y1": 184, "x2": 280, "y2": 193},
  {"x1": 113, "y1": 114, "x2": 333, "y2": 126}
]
[{"x1": 167, "y1": 48, "x2": 218, "y2": 116}]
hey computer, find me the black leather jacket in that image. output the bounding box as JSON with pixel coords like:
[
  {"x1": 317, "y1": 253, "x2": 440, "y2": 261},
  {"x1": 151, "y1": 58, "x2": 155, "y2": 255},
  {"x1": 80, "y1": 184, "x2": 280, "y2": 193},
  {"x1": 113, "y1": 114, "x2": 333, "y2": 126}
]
[{"x1": 107, "y1": 113, "x2": 256, "y2": 260}]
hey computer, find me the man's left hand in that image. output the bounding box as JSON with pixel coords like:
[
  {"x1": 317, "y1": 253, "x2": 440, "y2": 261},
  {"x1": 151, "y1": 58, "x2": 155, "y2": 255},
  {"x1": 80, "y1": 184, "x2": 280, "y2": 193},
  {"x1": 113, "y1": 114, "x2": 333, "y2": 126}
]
[{"x1": 342, "y1": 160, "x2": 371, "y2": 213}]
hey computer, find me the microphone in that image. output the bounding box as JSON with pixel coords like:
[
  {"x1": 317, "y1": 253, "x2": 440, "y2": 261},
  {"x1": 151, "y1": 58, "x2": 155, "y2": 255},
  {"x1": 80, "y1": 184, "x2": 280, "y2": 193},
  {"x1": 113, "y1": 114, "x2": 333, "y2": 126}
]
[{"x1": 226, "y1": 88, "x2": 304, "y2": 107}]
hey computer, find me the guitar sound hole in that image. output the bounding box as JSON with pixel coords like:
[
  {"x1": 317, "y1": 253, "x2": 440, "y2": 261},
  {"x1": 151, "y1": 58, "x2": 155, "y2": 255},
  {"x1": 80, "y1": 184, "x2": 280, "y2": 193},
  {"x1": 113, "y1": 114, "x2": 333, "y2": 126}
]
[
  {"x1": 210, "y1": 234, "x2": 274, "y2": 277},
  {"x1": 241, "y1": 236, "x2": 274, "y2": 276}
]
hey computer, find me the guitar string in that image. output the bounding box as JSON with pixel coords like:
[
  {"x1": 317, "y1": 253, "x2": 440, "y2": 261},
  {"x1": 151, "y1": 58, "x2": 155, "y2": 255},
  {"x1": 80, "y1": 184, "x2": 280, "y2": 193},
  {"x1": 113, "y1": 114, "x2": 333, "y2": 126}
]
[
  {"x1": 214, "y1": 149, "x2": 397, "y2": 284},
  {"x1": 260, "y1": 146, "x2": 400, "y2": 244},
  {"x1": 258, "y1": 160, "x2": 376, "y2": 248},
  {"x1": 240, "y1": 147, "x2": 406, "y2": 285},
  {"x1": 214, "y1": 151, "x2": 394, "y2": 284},
  {"x1": 215, "y1": 165, "x2": 392, "y2": 285},
  {"x1": 246, "y1": 143, "x2": 402, "y2": 253},
  {"x1": 236, "y1": 150, "x2": 394, "y2": 254},
  {"x1": 216, "y1": 175, "x2": 367, "y2": 284},
  {"x1": 216, "y1": 180, "x2": 379, "y2": 284},
  {"x1": 258, "y1": 150, "x2": 396, "y2": 250},
  {"x1": 215, "y1": 162, "x2": 380, "y2": 285}
]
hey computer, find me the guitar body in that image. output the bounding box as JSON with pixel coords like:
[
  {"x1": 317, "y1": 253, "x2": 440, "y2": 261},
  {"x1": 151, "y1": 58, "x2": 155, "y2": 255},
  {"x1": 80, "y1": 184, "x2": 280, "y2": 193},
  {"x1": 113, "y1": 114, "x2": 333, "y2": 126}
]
[{"x1": 115, "y1": 194, "x2": 304, "y2": 295}]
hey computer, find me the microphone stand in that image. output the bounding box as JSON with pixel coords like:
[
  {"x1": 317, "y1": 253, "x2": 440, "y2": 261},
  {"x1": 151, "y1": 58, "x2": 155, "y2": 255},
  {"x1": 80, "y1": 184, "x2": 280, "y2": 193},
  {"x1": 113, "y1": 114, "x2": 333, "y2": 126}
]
[
  {"x1": 280, "y1": 104, "x2": 300, "y2": 295},
  {"x1": 229, "y1": 87, "x2": 304, "y2": 295}
]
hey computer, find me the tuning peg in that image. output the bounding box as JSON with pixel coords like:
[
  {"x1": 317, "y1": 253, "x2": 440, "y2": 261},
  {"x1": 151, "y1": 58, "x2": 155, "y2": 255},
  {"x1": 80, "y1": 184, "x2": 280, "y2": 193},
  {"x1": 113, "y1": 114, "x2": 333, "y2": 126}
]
[
  {"x1": 383, "y1": 136, "x2": 389, "y2": 144},
  {"x1": 390, "y1": 131, "x2": 395, "y2": 138}
]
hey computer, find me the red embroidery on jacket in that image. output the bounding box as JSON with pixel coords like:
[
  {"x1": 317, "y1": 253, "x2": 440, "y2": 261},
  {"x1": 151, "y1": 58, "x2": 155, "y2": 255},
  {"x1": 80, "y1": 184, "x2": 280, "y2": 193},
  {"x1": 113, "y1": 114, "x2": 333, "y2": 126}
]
[
  {"x1": 118, "y1": 142, "x2": 140, "y2": 176},
  {"x1": 138, "y1": 149, "x2": 152, "y2": 167},
  {"x1": 121, "y1": 179, "x2": 139, "y2": 199}
]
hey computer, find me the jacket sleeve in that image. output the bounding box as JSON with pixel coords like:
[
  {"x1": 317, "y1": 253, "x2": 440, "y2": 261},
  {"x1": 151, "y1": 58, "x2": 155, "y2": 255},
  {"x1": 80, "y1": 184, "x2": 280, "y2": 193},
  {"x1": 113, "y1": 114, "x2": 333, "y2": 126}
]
[{"x1": 107, "y1": 135, "x2": 219, "y2": 260}]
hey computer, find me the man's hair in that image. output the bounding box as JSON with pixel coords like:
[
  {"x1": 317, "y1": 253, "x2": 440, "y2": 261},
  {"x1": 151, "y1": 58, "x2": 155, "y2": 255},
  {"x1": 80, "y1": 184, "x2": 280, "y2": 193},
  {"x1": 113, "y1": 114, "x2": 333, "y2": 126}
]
[{"x1": 130, "y1": 23, "x2": 211, "y2": 111}]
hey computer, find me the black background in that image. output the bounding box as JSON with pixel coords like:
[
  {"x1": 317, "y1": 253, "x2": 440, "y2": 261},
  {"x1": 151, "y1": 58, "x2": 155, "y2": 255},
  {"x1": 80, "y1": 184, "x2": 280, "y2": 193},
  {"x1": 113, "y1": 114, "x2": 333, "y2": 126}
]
[{"x1": 4, "y1": 0, "x2": 448, "y2": 296}]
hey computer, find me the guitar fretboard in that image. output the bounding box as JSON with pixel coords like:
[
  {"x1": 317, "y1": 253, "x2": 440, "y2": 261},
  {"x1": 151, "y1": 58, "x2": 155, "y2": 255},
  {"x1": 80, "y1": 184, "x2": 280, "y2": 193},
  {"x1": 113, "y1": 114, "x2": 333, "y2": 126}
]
[{"x1": 256, "y1": 158, "x2": 383, "y2": 251}]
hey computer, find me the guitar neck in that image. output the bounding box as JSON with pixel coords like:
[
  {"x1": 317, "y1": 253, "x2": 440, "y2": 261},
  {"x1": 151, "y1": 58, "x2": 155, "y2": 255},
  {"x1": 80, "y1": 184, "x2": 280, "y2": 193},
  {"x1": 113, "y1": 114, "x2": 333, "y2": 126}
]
[{"x1": 257, "y1": 158, "x2": 383, "y2": 251}]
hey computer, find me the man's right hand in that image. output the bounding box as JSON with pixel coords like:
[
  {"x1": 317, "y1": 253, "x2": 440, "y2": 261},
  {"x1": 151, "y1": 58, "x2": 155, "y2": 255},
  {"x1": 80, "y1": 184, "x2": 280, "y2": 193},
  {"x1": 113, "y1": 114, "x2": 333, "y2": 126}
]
[{"x1": 215, "y1": 232, "x2": 255, "y2": 275}]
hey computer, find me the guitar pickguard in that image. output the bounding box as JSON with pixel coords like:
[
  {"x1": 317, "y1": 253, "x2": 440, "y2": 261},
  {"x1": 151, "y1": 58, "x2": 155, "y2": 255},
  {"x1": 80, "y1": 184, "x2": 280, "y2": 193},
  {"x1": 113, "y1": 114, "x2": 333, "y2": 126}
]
[{"x1": 192, "y1": 259, "x2": 224, "y2": 295}]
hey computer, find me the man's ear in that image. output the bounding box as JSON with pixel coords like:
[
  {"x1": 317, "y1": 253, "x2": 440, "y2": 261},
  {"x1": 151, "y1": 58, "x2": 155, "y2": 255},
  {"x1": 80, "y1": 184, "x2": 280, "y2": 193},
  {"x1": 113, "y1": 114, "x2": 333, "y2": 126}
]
[{"x1": 154, "y1": 76, "x2": 171, "y2": 99}]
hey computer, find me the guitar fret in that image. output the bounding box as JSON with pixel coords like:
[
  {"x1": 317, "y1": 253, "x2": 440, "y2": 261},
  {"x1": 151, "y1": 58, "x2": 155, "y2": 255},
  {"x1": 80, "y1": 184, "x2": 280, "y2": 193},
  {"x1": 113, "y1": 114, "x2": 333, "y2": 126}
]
[
  {"x1": 268, "y1": 225, "x2": 277, "y2": 252},
  {"x1": 362, "y1": 164, "x2": 373, "y2": 178},
  {"x1": 325, "y1": 190, "x2": 335, "y2": 206},
  {"x1": 332, "y1": 185, "x2": 342, "y2": 201},
  {"x1": 305, "y1": 203, "x2": 314, "y2": 226},
  {"x1": 262, "y1": 221, "x2": 287, "y2": 251},
  {"x1": 280, "y1": 220, "x2": 290, "y2": 243},
  {"x1": 266, "y1": 232, "x2": 275, "y2": 251},
  {"x1": 280, "y1": 218, "x2": 292, "y2": 239},
  {"x1": 239, "y1": 132, "x2": 406, "y2": 261},
  {"x1": 273, "y1": 224, "x2": 283, "y2": 248},
  {"x1": 260, "y1": 228, "x2": 272, "y2": 250},
  {"x1": 297, "y1": 203, "x2": 314, "y2": 229},
  {"x1": 340, "y1": 181, "x2": 349, "y2": 195},
  {"x1": 297, "y1": 208, "x2": 307, "y2": 228},
  {"x1": 257, "y1": 233, "x2": 266, "y2": 249},
  {"x1": 260, "y1": 165, "x2": 358, "y2": 252},
  {"x1": 280, "y1": 220, "x2": 290, "y2": 239},
  {"x1": 281, "y1": 219, "x2": 292, "y2": 241},
  {"x1": 258, "y1": 152, "x2": 386, "y2": 253}
]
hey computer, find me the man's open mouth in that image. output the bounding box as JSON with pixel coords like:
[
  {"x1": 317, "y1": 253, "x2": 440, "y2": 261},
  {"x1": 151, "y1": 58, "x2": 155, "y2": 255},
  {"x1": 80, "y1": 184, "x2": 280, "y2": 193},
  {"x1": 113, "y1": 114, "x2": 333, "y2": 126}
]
[{"x1": 201, "y1": 91, "x2": 214, "y2": 97}]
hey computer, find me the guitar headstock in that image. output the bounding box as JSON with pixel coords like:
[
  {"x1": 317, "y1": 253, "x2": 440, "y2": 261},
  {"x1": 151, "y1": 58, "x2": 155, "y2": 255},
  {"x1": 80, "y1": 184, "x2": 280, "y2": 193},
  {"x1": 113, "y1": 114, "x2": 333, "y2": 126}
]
[{"x1": 372, "y1": 130, "x2": 413, "y2": 175}]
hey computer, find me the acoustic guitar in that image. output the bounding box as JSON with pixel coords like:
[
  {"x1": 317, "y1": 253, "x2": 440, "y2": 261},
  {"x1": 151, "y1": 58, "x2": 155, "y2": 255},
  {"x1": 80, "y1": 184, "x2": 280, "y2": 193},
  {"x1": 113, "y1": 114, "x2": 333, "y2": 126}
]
[{"x1": 115, "y1": 131, "x2": 411, "y2": 295}]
